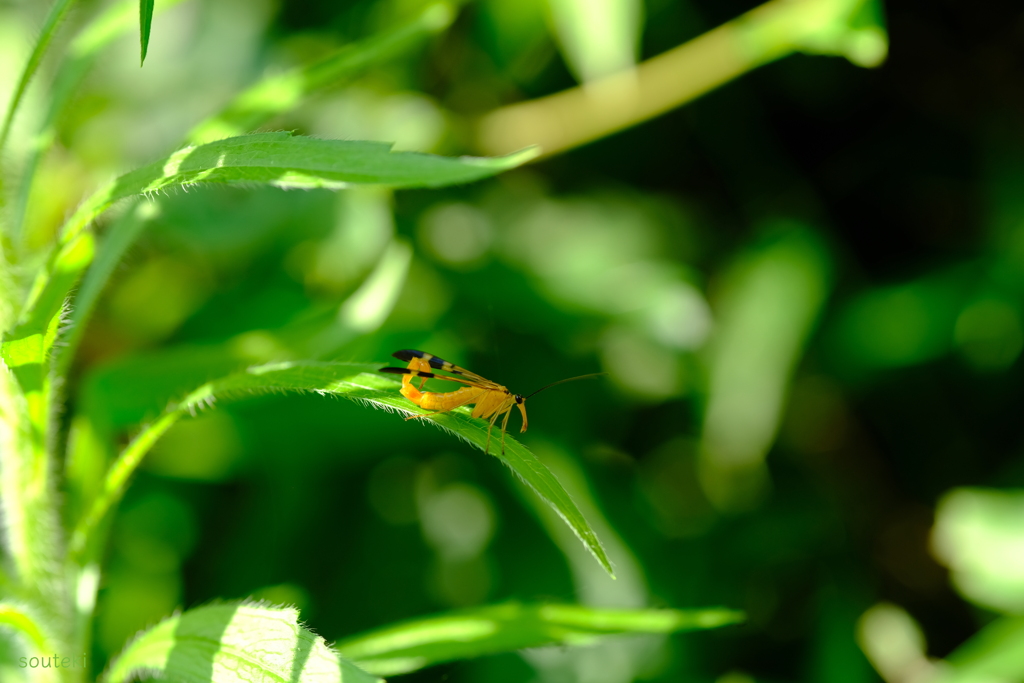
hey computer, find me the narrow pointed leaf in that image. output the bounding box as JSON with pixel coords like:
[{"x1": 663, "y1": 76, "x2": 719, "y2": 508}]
[
  {"x1": 9, "y1": 134, "x2": 533, "y2": 475},
  {"x1": 58, "y1": 133, "x2": 538, "y2": 250},
  {"x1": 139, "y1": 0, "x2": 155, "y2": 65},
  {"x1": 337, "y1": 602, "x2": 745, "y2": 676},
  {"x1": 19, "y1": 133, "x2": 534, "y2": 333},
  {"x1": 71, "y1": 361, "x2": 612, "y2": 578}
]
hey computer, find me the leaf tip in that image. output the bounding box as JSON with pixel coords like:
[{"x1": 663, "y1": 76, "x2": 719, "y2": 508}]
[
  {"x1": 140, "y1": 0, "x2": 155, "y2": 66},
  {"x1": 508, "y1": 145, "x2": 542, "y2": 165}
]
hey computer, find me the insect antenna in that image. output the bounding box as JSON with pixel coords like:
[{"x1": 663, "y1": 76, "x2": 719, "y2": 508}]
[{"x1": 525, "y1": 373, "x2": 606, "y2": 399}]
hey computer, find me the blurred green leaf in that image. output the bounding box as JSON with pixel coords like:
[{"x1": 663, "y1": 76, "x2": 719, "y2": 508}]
[
  {"x1": 64, "y1": 412, "x2": 115, "y2": 532},
  {"x1": 310, "y1": 238, "x2": 413, "y2": 355},
  {"x1": 73, "y1": 361, "x2": 613, "y2": 577},
  {"x1": 545, "y1": 0, "x2": 642, "y2": 83},
  {"x1": 103, "y1": 602, "x2": 380, "y2": 683},
  {"x1": 787, "y1": 0, "x2": 889, "y2": 67},
  {"x1": 856, "y1": 603, "x2": 936, "y2": 683},
  {"x1": 337, "y1": 602, "x2": 744, "y2": 676},
  {"x1": 0, "y1": 352, "x2": 64, "y2": 609},
  {"x1": 56, "y1": 201, "x2": 152, "y2": 377},
  {"x1": 0, "y1": 0, "x2": 75, "y2": 161},
  {"x1": 512, "y1": 442, "x2": 642, "y2": 601},
  {"x1": 188, "y1": 2, "x2": 455, "y2": 144},
  {"x1": 932, "y1": 488, "x2": 1024, "y2": 614},
  {"x1": 832, "y1": 274, "x2": 967, "y2": 373},
  {"x1": 699, "y1": 226, "x2": 832, "y2": 510},
  {"x1": 942, "y1": 615, "x2": 1024, "y2": 683},
  {"x1": 138, "y1": 0, "x2": 154, "y2": 66},
  {"x1": 9, "y1": 0, "x2": 187, "y2": 241},
  {"x1": 0, "y1": 602, "x2": 50, "y2": 655}
]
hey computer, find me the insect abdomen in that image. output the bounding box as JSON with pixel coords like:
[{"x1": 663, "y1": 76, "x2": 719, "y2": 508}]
[{"x1": 415, "y1": 386, "x2": 487, "y2": 411}]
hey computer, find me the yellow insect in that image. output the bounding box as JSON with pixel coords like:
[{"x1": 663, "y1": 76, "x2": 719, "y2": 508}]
[{"x1": 380, "y1": 349, "x2": 603, "y2": 455}]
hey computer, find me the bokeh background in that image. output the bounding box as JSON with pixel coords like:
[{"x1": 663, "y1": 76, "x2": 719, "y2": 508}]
[{"x1": 4, "y1": 0, "x2": 1024, "y2": 680}]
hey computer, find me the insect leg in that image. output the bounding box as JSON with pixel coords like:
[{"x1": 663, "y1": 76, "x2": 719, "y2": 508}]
[
  {"x1": 483, "y1": 409, "x2": 504, "y2": 455},
  {"x1": 499, "y1": 408, "x2": 513, "y2": 455}
]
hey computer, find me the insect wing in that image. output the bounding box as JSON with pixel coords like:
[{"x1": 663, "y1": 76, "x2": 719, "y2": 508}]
[
  {"x1": 391, "y1": 350, "x2": 503, "y2": 389},
  {"x1": 379, "y1": 366, "x2": 481, "y2": 387}
]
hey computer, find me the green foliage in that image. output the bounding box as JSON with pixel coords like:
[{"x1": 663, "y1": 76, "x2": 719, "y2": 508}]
[
  {"x1": 1, "y1": 1, "x2": 561, "y2": 680},
  {"x1": 337, "y1": 602, "x2": 744, "y2": 675},
  {"x1": 0, "y1": 0, "x2": 76, "y2": 157},
  {"x1": 187, "y1": 3, "x2": 455, "y2": 145},
  {"x1": 138, "y1": 0, "x2": 154, "y2": 66},
  {"x1": 104, "y1": 603, "x2": 380, "y2": 683},
  {"x1": 9, "y1": 0, "x2": 1018, "y2": 682},
  {"x1": 70, "y1": 361, "x2": 612, "y2": 578},
  {"x1": 943, "y1": 616, "x2": 1024, "y2": 683}
]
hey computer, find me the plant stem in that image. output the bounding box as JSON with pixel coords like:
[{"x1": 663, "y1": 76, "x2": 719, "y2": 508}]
[
  {"x1": 68, "y1": 407, "x2": 188, "y2": 564},
  {"x1": 475, "y1": 0, "x2": 886, "y2": 158}
]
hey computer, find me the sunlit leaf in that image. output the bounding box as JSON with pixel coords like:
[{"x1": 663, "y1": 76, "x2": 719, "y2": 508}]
[
  {"x1": 932, "y1": 488, "x2": 1024, "y2": 613},
  {"x1": 11, "y1": 133, "x2": 533, "y2": 441},
  {"x1": 0, "y1": 602, "x2": 51, "y2": 654},
  {"x1": 103, "y1": 602, "x2": 380, "y2": 683},
  {"x1": 337, "y1": 602, "x2": 745, "y2": 676},
  {"x1": 58, "y1": 133, "x2": 536, "y2": 250},
  {"x1": 71, "y1": 361, "x2": 612, "y2": 577}
]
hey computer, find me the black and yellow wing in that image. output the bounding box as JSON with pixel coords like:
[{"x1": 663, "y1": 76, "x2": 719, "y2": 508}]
[
  {"x1": 381, "y1": 349, "x2": 506, "y2": 391},
  {"x1": 385, "y1": 349, "x2": 505, "y2": 390}
]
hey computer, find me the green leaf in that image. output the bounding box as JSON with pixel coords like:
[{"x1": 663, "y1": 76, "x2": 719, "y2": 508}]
[
  {"x1": 188, "y1": 2, "x2": 455, "y2": 144},
  {"x1": 0, "y1": 602, "x2": 51, "y2": 654},
  {"x1": 932, "y1": 487, "x2": 1024, "y2": 613},
  {"x1": 103, "y1": 602, "x2": 380, "y2": 683},
  {"x1": 9, "y1": 0, "x2": 188, "y2": 241},
  {"x1": 1, "y1": 228, "x2": 93, "y2": 475},
  {"x1": 740, "y1": 0, "x2": 888, "y2": 68},
  {"x1": 55, "y1": 201, "x2": 151, "y2": 378},
  {"x1": 943, "y1": 615, "x2": 1024, "y2": 683},
  {"x1": 0, "y1": 360, "x2": 63, "y2": 602},
  {"x1": 57, "y1": 133, "x2": 537, "y2": 251},
  {"x1": 699, "y1": 226, "x2": 832, "y2": 510},
  {"x1": 139, "y1": 0, "x2": 155, "y2": 65},
  {"x1": 18, "y1": 133, "x2": 534, "y2": 343},
  {"x1": 71, "y1": 362, "x2": 612, "y2": 578},
  {"x1": 789, "y1": 0, "x2": 888, "y2": 67},
  {"x1": 546, "y1": 0, "x2": 643, "y2": 83},
  {"x1": 0, "y1": 0, "x2": 77, "y2": 160},
  {"x1": 336, "y1": 602, "x2": 745, "y2": 676}
]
